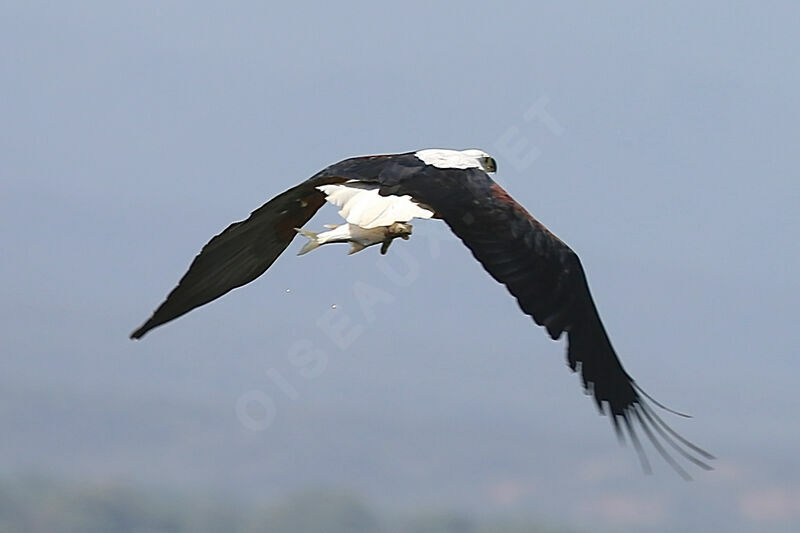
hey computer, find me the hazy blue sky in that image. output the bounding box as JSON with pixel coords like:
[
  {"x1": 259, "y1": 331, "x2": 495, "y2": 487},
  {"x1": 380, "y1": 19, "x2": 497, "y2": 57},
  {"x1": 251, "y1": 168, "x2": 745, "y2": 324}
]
[{"x1": 2, "y1": 2, "x2": 799, "y2": 532}]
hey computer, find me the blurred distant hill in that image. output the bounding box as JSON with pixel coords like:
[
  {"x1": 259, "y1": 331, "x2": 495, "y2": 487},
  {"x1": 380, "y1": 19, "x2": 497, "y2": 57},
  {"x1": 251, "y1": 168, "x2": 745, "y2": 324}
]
[{"x1": 0, "y1": 478, "x2": 571, "y2": 533}]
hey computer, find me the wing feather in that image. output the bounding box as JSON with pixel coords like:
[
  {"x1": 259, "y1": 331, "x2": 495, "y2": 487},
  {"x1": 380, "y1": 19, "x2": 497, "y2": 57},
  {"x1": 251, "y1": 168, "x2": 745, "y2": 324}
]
[
  {"x1": 130, "y1": 152, "x2": 414, "y2": 338},
  {"x1": 394, "y1": 173, "x2": 713, "y2": 476},
  {"x1": 130, "y1": 180, "x2": 341, "y2": 339}
]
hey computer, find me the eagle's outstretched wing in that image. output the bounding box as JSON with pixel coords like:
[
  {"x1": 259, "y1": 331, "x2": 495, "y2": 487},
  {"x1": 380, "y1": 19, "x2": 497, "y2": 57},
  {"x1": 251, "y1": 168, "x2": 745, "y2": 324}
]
[
  {"x1": 130, "y1": 154, "x2": 411, "y2": 339},
  {"x1": 373, "y1": 166, "x2": 715, "y2": 477},
  {"x1": 446, "y1": 183, "x2": 714, "y2": 477},
  {"x1": 131, "y1": 179, "x2": 338, "y2": 339}
]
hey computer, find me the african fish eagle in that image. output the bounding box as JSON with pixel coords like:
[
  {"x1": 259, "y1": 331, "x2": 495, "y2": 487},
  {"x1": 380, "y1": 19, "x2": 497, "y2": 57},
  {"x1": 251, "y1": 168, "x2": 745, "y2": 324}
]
[{"x1": 130, "y1": 148, "x2": 714, "y2": 478}]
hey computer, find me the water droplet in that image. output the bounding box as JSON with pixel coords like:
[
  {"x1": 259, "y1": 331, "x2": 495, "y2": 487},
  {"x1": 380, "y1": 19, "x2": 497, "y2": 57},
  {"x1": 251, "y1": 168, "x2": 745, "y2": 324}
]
[
  {"x1": 285, "y1": 288, "x2": 291, "y2": 293},
  {"x1": 331, "y1": 304, "x2": 337, "y2": 309}
]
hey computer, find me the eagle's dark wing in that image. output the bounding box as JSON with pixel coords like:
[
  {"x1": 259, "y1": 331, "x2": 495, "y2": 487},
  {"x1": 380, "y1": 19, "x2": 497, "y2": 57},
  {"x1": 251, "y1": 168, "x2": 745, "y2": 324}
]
[
  {"x1": 377, "y1": 167, "x2": 714, "y2": 477},
  {"x1": 131, "y1": 153, "x2": 413, "y2": 339},
  {"x1": 130, "y1": 179, "x2": 343, "y2": 339}
]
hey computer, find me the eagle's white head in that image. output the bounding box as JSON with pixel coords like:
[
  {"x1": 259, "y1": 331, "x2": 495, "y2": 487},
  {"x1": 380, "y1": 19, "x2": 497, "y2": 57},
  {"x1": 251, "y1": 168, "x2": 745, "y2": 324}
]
[{"x1": 414, "y1": 148, "x2": 497, "y2": 173}]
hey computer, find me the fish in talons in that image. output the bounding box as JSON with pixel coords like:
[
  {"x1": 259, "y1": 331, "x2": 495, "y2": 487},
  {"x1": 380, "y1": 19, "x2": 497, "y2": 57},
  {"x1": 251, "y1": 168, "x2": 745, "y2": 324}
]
[{"x1": 295, "y1": 222, "x2": 412, "y2": 256}]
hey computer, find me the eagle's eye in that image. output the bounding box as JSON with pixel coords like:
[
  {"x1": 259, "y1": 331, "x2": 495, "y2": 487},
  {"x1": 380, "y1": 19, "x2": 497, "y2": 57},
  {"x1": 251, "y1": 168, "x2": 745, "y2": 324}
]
[{"x1": 483, "y1": 157, "x2": 497, "y2": 173}]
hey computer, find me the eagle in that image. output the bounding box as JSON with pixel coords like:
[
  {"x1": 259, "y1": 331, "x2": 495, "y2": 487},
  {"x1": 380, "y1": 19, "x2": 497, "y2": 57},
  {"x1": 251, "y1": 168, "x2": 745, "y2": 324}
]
[{"x1": 131, "y1": 148, "x2": 713, "y2": 478}]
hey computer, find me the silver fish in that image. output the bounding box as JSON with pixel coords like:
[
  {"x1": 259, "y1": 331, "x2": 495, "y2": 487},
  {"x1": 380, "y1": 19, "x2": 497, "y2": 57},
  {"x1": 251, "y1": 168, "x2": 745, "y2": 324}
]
[{"x1": 295, "y1": 222, "x2": 412, "y2": 256}]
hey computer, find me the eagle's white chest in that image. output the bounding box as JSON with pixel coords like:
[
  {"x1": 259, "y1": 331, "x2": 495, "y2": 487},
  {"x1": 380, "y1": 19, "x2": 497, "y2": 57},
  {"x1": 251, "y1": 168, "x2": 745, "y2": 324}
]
[{"x1": 316, "y1": 183, "x2": 434, "y2": 229}]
